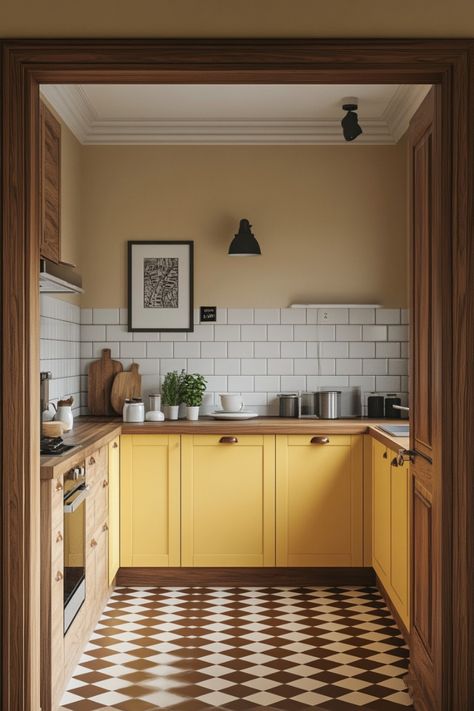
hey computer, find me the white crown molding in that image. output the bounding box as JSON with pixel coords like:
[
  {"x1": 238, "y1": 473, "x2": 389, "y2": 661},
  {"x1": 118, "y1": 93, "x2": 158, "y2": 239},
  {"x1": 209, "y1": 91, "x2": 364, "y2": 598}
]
[{"x1": 40, "y1": 84, "x2": 428, "y2": 146}]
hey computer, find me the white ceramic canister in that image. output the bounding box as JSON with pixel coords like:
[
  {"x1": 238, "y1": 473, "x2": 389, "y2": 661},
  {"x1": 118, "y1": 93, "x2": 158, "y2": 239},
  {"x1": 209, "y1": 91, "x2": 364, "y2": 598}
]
[
  {"x1": 123, "y1": 398, "x2": 145, "y2": 423},
  {"x1": 54, "y1": 397, "x2": 74, "y2": 431}
]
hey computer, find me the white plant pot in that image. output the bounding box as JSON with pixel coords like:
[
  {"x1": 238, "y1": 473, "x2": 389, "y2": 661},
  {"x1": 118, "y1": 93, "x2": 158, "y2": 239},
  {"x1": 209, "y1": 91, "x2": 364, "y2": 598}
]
[
  {"x1": 186, "y1": 406, "x2": 200, "y2": 421},
  {"x1": 164, "y1": 404, "x2": 180, "y2": 420}
]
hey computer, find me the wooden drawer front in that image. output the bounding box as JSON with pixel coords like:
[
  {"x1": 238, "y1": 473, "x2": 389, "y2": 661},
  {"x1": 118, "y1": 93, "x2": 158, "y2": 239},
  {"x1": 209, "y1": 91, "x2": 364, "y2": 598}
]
[
  {"x1": 94, "y1": 475, "x2": 109, "y2": 530},
  {"x1": 372, "y1": 439, "x2": 391, "y2": 580},
  {"x1": 86, "y1": 446, "x2": 107, "y2": 487},
  {"x1": 287, "y1": 434, "x2": 351, "y2": 448},
  {"x1": 64, "y1": 604, "x2": 86, "y2": 681},
  {"x1": 51, "y1": 567, "x2": 65, "y2": 707},
  {"x1": 95, "y1": 525, "x2": 109, "y2": 607},
  {"x1": 191, "y1": 434, "x2": 264, "y2": 447},
  {"x1": 52, "y1": 476, "x2": 65, "y2": 528}
]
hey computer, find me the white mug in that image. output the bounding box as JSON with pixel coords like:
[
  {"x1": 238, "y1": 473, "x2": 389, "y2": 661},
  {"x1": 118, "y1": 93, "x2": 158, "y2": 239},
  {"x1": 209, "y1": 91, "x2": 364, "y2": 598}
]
[{"x1": 219, "y1": 393, "x2": 245, "y2": 412}]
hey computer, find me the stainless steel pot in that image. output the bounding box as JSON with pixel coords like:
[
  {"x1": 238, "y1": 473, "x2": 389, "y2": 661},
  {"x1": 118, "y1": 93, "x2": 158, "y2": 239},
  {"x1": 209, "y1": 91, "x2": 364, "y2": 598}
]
[
  {"x1": 318, "y1": 391, "x2": 341, "y2": 419},
  {"x1": 278, "y1": 393, "x2": 299, "y2": 418}
]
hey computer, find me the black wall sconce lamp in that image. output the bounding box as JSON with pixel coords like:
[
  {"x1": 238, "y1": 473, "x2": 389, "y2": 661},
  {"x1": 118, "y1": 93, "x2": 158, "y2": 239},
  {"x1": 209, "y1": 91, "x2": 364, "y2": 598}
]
[
  {"x1": 228, "y1": 219, "x2": 261, "y2": 256},
  {"x1": 341, "y1": 97, "x2": 363, "y2": 142}
]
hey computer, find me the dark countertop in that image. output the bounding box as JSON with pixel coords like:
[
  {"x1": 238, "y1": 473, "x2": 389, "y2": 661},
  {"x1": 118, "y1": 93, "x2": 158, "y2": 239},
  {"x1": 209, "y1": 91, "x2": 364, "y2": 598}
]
[{"x1": 40, "y1": 416, "x2": 409, "y2": 479}]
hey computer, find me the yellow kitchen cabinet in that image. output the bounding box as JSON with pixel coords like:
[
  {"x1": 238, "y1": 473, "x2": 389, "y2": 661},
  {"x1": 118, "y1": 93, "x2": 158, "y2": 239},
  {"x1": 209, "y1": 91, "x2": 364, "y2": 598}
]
[
  {"x1": 181, "y1": 434, "x2": 275, "y2": 566},
  {"x1": 108, "y1": 437, "x2": 120, "y2": 584},
  {"x1": 372, "y1": 439, "x2": 391, "y2": 579},
  {"x1": 276, "y1": 434, "x2": 363, "y2": 566},
  {"x1": 372, "y1": 438, "x2": 411, "y2": 629},
  {"x1": 120, "y1": 434, "x2": 180, "y2": 566}
]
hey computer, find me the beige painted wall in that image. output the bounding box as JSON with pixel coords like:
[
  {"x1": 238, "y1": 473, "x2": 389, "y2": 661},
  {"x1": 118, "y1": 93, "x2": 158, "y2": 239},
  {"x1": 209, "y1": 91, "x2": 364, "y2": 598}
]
[
  {"x1": 1, "y1": 0, "x2": 473, "y2": 36},
  {"x1": 80, "y1": 143, "x2": 408, "y2": 308}
]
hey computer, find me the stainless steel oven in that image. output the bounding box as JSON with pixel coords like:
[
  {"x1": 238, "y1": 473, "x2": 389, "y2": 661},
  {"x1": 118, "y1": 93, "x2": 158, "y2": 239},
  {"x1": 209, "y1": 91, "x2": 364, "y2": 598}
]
[{"x1": 63, "y1": 464, "x2": 88, "y2": 633}]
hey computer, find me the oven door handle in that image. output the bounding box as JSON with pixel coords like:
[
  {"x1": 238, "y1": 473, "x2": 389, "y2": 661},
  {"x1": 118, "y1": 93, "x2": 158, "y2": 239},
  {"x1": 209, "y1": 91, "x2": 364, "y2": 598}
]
[{"x1": 63, "y1": 485, "x2": 90, "y2": 514}]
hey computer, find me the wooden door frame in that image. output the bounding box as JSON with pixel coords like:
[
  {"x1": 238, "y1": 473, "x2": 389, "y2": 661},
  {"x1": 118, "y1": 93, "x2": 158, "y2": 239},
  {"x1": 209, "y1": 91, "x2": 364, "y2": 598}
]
[{"x1": 1, "y1": 39, "x2": 473, "y2": 711}]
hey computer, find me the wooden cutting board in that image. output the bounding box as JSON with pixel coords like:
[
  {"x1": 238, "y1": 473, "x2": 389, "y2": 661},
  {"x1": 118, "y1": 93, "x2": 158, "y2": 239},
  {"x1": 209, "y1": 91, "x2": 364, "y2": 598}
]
[
  {"x1": 88, "y1": 348, "x2": 123, "y2": 416},
  {"x1": 110, "y1": 363, "x2": 142, "y2": 415}
]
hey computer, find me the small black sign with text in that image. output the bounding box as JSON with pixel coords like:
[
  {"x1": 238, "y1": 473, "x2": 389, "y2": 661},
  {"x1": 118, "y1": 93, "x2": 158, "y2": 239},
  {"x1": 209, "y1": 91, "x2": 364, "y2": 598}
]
[{"x1": 200, "y1": 306, "x2": 217, "y2": 323}]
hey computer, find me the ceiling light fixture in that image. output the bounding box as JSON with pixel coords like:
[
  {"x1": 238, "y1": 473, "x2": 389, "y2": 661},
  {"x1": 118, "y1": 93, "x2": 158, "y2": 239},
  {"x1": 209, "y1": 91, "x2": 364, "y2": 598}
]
[
  {"x1": 341, "y1": 97, "x2": 363, "y2": 142},
  {"x1": 228, "y1": 219, "x2": 261, "y2": 256}
]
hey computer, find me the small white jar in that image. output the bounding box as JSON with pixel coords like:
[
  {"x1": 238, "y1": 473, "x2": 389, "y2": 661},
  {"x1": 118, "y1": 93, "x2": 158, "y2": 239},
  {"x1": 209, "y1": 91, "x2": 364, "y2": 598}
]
[{"x1": 123, "y1": 399, "x2": 145, "y2": 423}]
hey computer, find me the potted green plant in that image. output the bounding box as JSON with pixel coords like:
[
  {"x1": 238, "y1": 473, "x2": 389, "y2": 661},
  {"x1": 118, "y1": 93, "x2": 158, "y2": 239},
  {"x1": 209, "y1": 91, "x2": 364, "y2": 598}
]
[
  {"x1": 182, "y1": 373, "x2": 207, "y2": 420},
  {"x1": 161, "y1": 369, "x2": 185, "y2": 420}
]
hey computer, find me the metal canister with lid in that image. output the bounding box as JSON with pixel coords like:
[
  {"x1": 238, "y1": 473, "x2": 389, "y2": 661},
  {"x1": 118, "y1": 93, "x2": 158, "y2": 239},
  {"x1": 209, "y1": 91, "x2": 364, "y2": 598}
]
[
  {"x1": 318, "y1": 390, "x2": 341, "y2": 419},
  {"x1": 278, "y1": 393, "x2": 299, "y2": 418}
]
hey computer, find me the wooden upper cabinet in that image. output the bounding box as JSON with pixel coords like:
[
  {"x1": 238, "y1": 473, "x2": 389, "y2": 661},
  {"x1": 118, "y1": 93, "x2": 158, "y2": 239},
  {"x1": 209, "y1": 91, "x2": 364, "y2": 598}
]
[{"x1": 40, "y1": 101, "x2": 61, "y2": 263}]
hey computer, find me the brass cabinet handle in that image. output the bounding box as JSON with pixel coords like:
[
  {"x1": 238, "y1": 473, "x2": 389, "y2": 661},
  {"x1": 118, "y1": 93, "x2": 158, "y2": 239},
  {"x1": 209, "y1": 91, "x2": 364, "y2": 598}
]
[
  {"x1": 102, "y1": 479, "x2": 109, "y2": 488},
  {"x1": 56, "y1": 531, "x2": 63, "y2": 543},
  {"x1": 90, "y1": 538, "x2": 97, "y2": 548},
  {"x1": 219, "y1": 436, "x2": 238, "y2": 444},
  {"x1": 310, "y1": 436, "x2": 329, "y2": 445},
  {"x1": 89, "y1": 456, "x2": 96, "y2": 465},
  {"x1": 102, "y1": 523, "x2": 109, "y2": 532},
  {"x1": 55, "y1": 480, "x2": 63, "y2": 491},
  {"x1": 383, "y1": 451, "x2": 388, "y2": 459},
  {"x1": 391, "y1": 456, "x2": 399, "y2": 467},
  {"x1": 112, "y1": 441, "x2": 118, "y2": 449},
  {"x1": 55, "y1": 571, "x2": 63, "y2": 582}
]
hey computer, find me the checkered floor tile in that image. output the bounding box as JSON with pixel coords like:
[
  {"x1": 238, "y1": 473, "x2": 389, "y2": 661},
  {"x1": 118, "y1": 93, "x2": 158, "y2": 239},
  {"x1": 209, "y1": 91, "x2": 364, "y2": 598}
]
[{"x1": 60, "y1": 586, "x2": 413, "y2": 710}]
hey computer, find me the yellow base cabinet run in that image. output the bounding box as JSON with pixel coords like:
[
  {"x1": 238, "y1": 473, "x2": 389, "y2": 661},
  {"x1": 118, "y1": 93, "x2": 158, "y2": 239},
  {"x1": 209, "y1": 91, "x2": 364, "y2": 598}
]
[
  {"x1": 276, "y1": 434, "x2": 363, "y2": 566},
  {"x1": 120, "y1": 434, "x2": 180, "y2": 567},
  {"x1": 108, "y1": 436, "x2": 120, "y2": 584},
  {"x1": 181, "y1": 434, "x2": 275, "y2": 566},
  {"x1": 372, "y1": 438, "x2": 411, "y2": 629}
]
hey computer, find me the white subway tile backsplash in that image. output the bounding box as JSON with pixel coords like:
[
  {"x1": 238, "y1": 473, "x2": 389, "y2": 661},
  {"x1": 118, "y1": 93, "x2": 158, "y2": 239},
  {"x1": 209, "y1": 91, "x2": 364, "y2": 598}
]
[
  {"x1": 228, "y1": 375, "x2": 254, "y2": 392},
  {"x1": 146, "y1": 342, "x2": 174, "y2": 358},
  {"x1": 202, "y1": 342, "x2": 228, "y2": 358},
  {"x1": 362, "y1": 325, "x2": 387, "y2": 341},
  {"x1": 80, "y1": 342, "x2": 93, "y2": 358},
  {"x1": 215, "y1": 324, "x2": 240, "y2": 341},
  {"x1": 307, "y1": 375, "x2": 349, "y2": 388},
  {"x1": 254, "y1": 308, "x2": 280, "y2": 324},
  {"x1": 215, "y1": 358, "x2": 240, "y2": 375},
  {"x1": 255, "y1": 375, "x2": 280, "y2": 392},
  {"x1": 336, "y1": 359, "x2": 362, "y2": 375},
  {"x1": 375, "y1": 375, "x2": 401, "y2": 391},
  {"x1": 174, "y1": 342, "x2": 201, "y2": 358},
  {"x1": 388, "y1": 325, "x2": 409, "y2": 342},
  {"x1": 280, "y1": 308, "x2": 305, "y2": 324},
  {"x1": 268, "y1": 325, "x2": 293, "y2": 341},
  {"x1": 349, "y1": 308, "x2": 375, "y2": 324},
  {"x1": 305, "y1": 308, "x2": 318, "y2": 324},
  {"x1": 241, "y1": 392, "x2": 268, "y2": 406},
  {"x1": 132, "y1": 331, "x2": 160, "y2": 341},
  {"x1": 319, "y1": 359, "x2": 336, "y2": 375},
  {"x1": 401, "y1": 342, "x2": 409, "y2": 358},
  {"x1": 376, "y1": 342, "x2": 401, "y2": 358},
  {"x1": 362, "y1": 359, "x2": 388, "y2": 375},
  {"x1": 281, "y1": 375, "x2": 307, "y2": 392},
  {"x1": 205, "y1": 375, "x2": 228, "y2": 393},
  {"x1": 255, "y1": 342, "x2": 280, "y2": 358},
  {"x1": 188, "y1": 324, "x2": 214, "y2": 341},
  {"x1": 389, "y1": 359, "x2": 409, "y2": 375},
  {"x1": 120, "y1": 308, "x2": 128, "y2": 325},
  {"x1": 120, "y1": 342, "x2": 147, "y2": 359},
  {"x1": 336, "y1": 325, "x2": 362, "y2": 341},
  {"x1": 80, "y1": 308, "x2": 93, "y2": 325},
  {"x1": 228, "y1": 342, "x2": 253, "y2": 358},
  {"x1": 161, "y1": 331, "x2": 186, "y2": 341},
  {"x1": 281, "y1": 342, "x2": 306, "y2": 358},
  {"x1": 241, "y1": 325, "x2": 267, "y2": 341},
  {"x1": 93, "y1": 342, "x2": 120, "y2": 358},
  {"x1": 93, "y1": 308, "x2": 120, "y2": 325},
  {"x1": 106, "y1": 324, "x2": 133, "y2": 342},
  {"x1": 241, "y1": 359, "x2": 267, "y2": 375},
  {"x1": 215, "y1": 308, "x2": 227, "y2": 324},
  {"x1": 350, "y1": 342, "x2": 375, "y2": 358},
  {"x1": 82, "y1": 325, "x2": 106, "y2": 342},
  {"x1": 294, "y1": 325, "x2": 319, "y2": 341},
  {"x1": 159, "y1": 359, "x2": 187, "y2": 374},
  {"x1": 227, "y1": 308, "x2": 254, "y2": 324},
  {"x1": 349, "y1": 375, "x2": 376, "y2": 392},
  {"x1": 401, "y1": 309, "x2": 409, "y2": 325},
  {"x1": 294, "y1": 359, "x2": 318, "y2": 375},
  {"x1": 376, "y1": 308, "x2": 401, "y2": 325},
  {"x1": 267, "y1": 359, "x2": 293, "y2": 375},
  {"x1": 131, "y1": 358, "x2": 160, "y2": 375},
  {"x1": 318, "y1": 308, "x2": 349, "y2": 324},
  {"x1": 187, "y1": 358, "x2": 214, "y2": 375}
]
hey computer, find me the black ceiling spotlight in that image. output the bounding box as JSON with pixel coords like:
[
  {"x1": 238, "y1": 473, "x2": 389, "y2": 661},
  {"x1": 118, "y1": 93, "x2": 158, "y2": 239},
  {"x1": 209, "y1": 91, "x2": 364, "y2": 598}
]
[
  {"x1": 341, "y1": 97, "x2": 363, "y2": 142},
  {"x1": 228, "y1": 218, "x2": 261, "y2": 256}
]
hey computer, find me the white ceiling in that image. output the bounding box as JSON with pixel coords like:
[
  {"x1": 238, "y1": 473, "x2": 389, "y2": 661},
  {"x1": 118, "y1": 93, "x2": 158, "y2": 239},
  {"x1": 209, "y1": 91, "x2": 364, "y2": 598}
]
[{"x1": 40, "y1": 83, "x2": 431, "y2": 146}]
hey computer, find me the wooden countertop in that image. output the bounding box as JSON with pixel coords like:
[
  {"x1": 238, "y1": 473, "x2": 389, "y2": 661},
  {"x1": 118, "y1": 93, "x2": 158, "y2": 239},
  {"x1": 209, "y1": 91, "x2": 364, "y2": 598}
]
[{"x1": 40, "y1": 416, "x2": 409, "y2": 479}]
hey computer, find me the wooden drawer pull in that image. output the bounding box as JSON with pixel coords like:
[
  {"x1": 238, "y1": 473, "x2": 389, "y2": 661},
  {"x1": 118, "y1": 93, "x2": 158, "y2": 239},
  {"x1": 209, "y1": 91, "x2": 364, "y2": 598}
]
[
  {"x1": 219, "y1": 436, "x2": 238, "y2": 444},
  {"x1": 310, "y1": 436, "x2": 329, "y2": 445},
  {"x1": 55, "y1": 531, "x2": 63, "y2": 543},
  {"x1": 89, "y1": 456, "x2": 96, "y2": 465},
  {"x1": 55, "y1": 571, "x2": 63, "y2": 582},
  {"x1": 102, "y1": 523, "x2": 109, "y2": 532},
  {"x1": 112, "y1": 441, "x2": 118, "y2": 448},
  {"x1": 102, "y1": 479, "x2": 109, "y2": 488},
  {"x1": 90, "y1": 538, "x2": 97, "y2": 548},
  {"x1": 55, "y1": 480, "x2": 63, "y2": 491}
]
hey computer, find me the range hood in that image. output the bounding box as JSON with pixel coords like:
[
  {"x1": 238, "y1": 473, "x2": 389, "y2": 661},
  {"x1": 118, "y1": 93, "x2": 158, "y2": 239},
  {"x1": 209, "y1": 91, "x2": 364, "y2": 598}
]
[{"x1": 40, "y1": 259, "x2": 84, "y2": 294}]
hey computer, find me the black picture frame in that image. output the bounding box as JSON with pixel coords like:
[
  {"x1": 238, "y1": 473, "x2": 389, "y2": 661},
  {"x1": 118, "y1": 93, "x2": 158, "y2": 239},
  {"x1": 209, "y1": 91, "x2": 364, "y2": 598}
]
[{"x1": 128, "y1": 240, "x2": 194, "y2": 332}]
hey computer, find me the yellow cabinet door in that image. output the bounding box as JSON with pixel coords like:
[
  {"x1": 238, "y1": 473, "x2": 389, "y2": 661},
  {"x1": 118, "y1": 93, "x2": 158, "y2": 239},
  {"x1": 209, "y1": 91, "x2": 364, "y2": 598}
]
[
  {"x1": 372, "y1": 439, "x2": 391, "y2": 581},
  {"x1": 182, "y1": 434, "x2": 275, "y2": 567},
  {"x1": 108, "y1": 437, "x2": 120, "y2": 584},
  {"x1": 120, "y1": 434, "x2": 180, "y2": 567},
  {"x1": 390, "y1": 457, "x2": 411, "y2": 629},
  {"x1": 276, "y1": 434, "x2": 363, "y2": 566}
]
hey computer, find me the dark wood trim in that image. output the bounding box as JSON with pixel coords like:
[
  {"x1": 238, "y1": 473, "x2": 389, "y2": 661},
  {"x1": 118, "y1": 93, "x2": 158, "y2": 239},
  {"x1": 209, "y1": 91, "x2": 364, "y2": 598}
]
[
  {"x1": 375, "y1": 574, "x2": 410, "y2": 647},
  {"x1": 1, "y1": 37, "x2": 473, "y2": 711},
  {"x1": 117, "y1": 566, "x2": 376, "y2": 587}
]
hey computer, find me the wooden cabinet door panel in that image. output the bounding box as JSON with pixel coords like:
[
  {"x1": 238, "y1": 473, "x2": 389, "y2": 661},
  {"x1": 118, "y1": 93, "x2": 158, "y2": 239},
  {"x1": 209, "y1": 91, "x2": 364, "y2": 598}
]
[
  {"x1": 372, "y1": 440, "x2": 391, "y2": 581},
  {"x1": 390, "y1": 458, "x2": 410, "y2": 629},
  {"x1": 108, "y1": 437, "x2": 120, "y2": 584},
  {"x1": 276, "y1": 435, "x2": 363, "y2": 567},
  {"x1": 120, "y1": 434, "x2": 180, "y2": 567},
  {"x1": 40, "y1": 101, "x2": 61, "y2": 263},
  {"x1": 182, "y1": 434, "x2": 275, "y2": 567}
]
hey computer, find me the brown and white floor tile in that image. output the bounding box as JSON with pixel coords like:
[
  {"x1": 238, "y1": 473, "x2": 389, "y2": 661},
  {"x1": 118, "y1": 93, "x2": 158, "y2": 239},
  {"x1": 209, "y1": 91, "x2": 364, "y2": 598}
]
[{"x1": 60, "y1": 586, "x2": 413, "y2": 710}]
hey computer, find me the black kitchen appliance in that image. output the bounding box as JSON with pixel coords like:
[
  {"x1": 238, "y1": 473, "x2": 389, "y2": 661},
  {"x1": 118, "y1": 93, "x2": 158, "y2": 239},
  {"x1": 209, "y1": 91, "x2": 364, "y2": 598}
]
[
  {"x1": 41, "y1": 436, "x2": 76, "y2": 456},
  {"x1": 63, "y1": 464, "x2": 88, "y2": 633}
]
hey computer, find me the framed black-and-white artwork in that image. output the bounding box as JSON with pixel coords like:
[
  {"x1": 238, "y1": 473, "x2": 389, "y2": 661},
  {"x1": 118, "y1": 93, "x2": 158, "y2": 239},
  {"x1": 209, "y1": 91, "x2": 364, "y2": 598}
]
[{"x1": 128, "y1": 241, "x2": 194, "y2": 332}]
